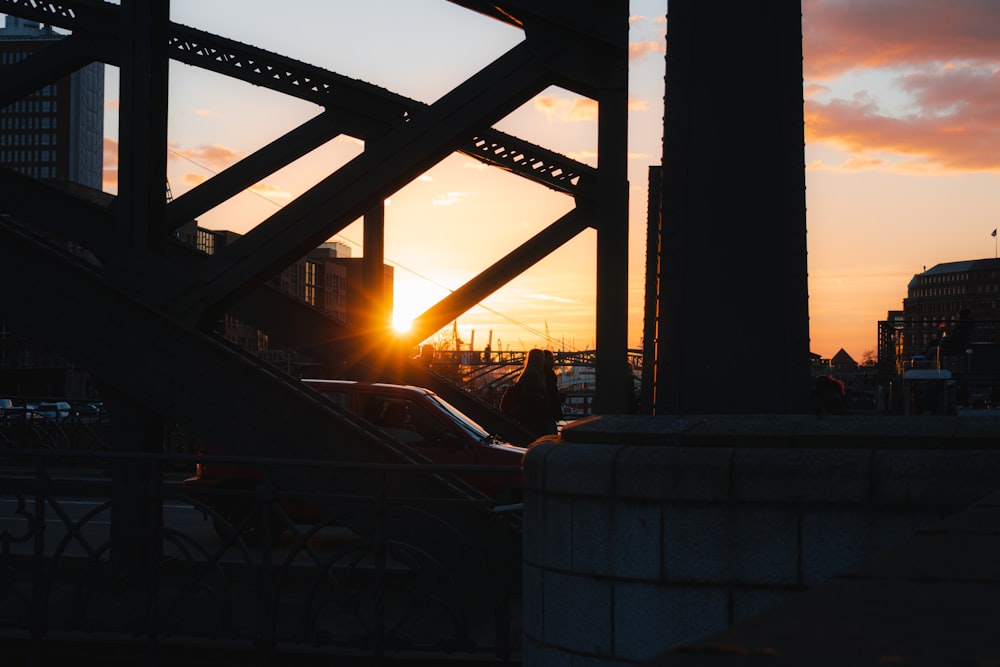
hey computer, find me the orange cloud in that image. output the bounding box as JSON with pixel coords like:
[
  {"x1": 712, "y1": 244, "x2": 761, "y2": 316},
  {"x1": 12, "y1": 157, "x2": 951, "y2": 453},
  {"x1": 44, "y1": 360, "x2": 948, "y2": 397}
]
[
  {"x1": 566, "y1": 98, "x2": 598, "y2": 121},
  {"x1": 168, "y1": 142, "x2": 245, "y2": 171},
  {"x1": 533, "y1": 94, "x2": 600, "y2": 122},
  {"x1": 629, "y1": 40, "x2": 665, "y2": 61},
  {"x1": 804, "y1": 0, "x2": 1000, "y2": 79},
  {"x1": 250, "y1": 181, "x2": 291, "y2": 198},
  {"x1": 803, "y1": 1, "x2": 1000, "y2": 172},
  {"x1": 805, "y1": 73, "x2": 1000, "y2": 172}
]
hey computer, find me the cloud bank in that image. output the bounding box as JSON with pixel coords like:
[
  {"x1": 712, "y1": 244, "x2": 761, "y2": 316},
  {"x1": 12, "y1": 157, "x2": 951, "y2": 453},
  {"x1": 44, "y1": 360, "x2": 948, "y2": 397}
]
[{"x1": 803, "y1": 0, "x2": 1000, "y2": 172}]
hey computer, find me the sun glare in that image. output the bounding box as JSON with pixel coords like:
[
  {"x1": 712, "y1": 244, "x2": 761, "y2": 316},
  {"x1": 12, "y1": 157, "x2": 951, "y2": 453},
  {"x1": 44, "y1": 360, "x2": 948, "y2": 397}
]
[{"x1": 392, "y1": 314, "x2": 413, "y2": 334}]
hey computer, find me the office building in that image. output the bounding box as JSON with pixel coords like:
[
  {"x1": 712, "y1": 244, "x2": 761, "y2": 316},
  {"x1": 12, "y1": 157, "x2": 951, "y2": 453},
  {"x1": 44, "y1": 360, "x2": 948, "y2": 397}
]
[
  {"x1": 0, "y1": 15, "x2": 104, "y2": 189},
  {"x1": 878, "y1": 258, "x2": 1000, "y2": 381}
]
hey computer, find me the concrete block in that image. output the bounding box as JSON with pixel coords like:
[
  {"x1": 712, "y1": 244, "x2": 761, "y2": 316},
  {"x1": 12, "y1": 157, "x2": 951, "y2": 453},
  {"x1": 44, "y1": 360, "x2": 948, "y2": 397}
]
[
  {"x1": 614, "y1": 446, "x2": 732, "y2": 502},
  {"x1": 523, "y1": 488, "x2": 545, "y2": 564},
  {"x1": 539, "y1": 493, "x2": 574, "y2": 570},
  {"x1": 522, "y1": 637, "x2": 574, "y2": 667},
  {"x1": 730, "y1": 586, "x2": 796, "y2": 625},
  {"x1": 680, "y1": 414, "x2": 805, "y2": 449},
  {"x1": 559, "y1": 414, "x2": 702, "y2": 445},
  {"x1": 522, "y1": 441, "x2": 557, "y2": 491},
  {"x1": 663, "y1": 505, "x2": 800, "y2": 585},
  {"x1": 543, "y1": 570, "x2": 614, "y2": 655},
  {"x1": 614, "y1": 582, "x2": 730, "y2": 657},
  {"x1": 873, "y1": 449, "x2": 1000, "y2": 507},
  {"x1": 522, "y1": 562, "x2": 544, "y2": 642},
  {"x1": 571, "y1": 654, "x2": 636, "y2": 667},
  {"x1": 730, "y1": 448, "x2": 871, "y2": 504},
  {"x1": 611, "y1": 499, "x2": 663, "y2": 580},
  {"x1": 800, "y1": 509, "x2": 881, "y2": 585},
  {"x1": 572, "y1": 496, "x2": 614, "y2": 574},
  {"x1": 540, "y1": 443, "x2": 621, "y2": 496}
]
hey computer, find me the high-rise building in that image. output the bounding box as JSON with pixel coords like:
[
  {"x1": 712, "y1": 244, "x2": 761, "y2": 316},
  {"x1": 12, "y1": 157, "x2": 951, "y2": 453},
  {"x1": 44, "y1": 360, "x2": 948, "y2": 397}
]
[{"x1": 0, "y1": 15, "x2": 104, "y2": 189}]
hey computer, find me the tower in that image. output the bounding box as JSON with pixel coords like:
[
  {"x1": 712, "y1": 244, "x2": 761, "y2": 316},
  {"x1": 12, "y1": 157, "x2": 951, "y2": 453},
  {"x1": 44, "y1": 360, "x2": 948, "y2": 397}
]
[{"x1": 654, "y1": 0, "x2": 811, "y2": 413}]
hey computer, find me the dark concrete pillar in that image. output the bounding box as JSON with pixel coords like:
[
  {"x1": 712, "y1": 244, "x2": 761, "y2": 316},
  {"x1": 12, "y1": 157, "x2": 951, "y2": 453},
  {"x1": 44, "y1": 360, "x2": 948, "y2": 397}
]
[
  {"x1": 657, "y1": 0, "x2": 811, "y2": 414},
  {"x1": 592, "y1": 4, "x2": 631, "y2": 416}
]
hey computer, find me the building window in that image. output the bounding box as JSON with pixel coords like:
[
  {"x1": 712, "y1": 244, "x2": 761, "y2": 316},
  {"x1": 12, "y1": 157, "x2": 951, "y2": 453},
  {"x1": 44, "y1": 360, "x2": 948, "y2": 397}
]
[{"x1": 304, "y1": 261, "x2": 317, "y2": 306}]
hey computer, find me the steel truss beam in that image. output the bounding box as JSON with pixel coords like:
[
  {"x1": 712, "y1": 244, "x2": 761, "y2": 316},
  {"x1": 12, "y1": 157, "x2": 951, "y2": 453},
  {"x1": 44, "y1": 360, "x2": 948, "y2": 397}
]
[{"x1": 0, "y1": 0, "x2": 595, "y2": 202}]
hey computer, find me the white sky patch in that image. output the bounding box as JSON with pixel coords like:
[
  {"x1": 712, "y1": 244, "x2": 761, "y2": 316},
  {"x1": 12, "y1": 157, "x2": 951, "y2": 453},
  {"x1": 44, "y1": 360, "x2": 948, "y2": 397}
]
[
  {"x1": 533, "y1": 94, "x2": 598, "y2": 122},
  {"x1": 524, "y1": 293, "x2": 577, "y2": 304},
  {"x1": 566, "y1": 149, "x2": 598, "y2": 166},
  {"x1": 432, "y1": 191, "x2": 472, "y2": 206},
  {"x1": 816, "y1": 65, "x2": 942, "y2": 121},
  {"x1": 250, "y1": 182, "x2": 292, "y2": 198}
]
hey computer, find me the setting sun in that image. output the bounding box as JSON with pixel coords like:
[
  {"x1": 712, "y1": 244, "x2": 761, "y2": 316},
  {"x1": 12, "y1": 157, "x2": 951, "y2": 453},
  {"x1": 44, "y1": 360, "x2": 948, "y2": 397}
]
[{"x1": 391, "y1": 314, "x2": 412, "y2": 334}]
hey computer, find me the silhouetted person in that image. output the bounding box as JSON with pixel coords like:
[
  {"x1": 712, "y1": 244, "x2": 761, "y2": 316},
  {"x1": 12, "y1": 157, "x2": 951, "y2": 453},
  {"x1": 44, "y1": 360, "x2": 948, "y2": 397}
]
[
  {"x1": 813, "y1": 375, "x2": 848, "y2": 415},
  {"x1": 542, "y1": 350, "x2": 563, "y2": 434},
  {"x1": 418, "y1": 343, "x2": 434, "y2": 368},
  {"x1": 501, "y1": 348, "x2": 549, "y2": 435}
]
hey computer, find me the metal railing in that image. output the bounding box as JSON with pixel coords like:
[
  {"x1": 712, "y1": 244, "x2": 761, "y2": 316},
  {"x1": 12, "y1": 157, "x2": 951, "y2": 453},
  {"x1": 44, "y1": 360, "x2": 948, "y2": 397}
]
[{"x1": 0, "y1": 449, "x2": 522, "y2": 665}]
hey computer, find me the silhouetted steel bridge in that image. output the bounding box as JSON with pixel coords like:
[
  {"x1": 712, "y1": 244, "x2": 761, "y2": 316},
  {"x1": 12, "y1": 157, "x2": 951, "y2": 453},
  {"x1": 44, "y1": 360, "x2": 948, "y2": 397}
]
[{"x1": 0, "y1": 0, "x2": 630, "y2": 662}]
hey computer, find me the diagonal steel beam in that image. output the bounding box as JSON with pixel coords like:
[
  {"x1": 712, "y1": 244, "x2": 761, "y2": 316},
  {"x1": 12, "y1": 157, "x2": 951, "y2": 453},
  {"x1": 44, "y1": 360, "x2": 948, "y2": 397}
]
[
  {"x1": 0, "y1": 32, "x2": 93, "y2": 107},
  {"x1": 407, "y1": 208, "x2": 591, "y2": 344},
  {"x1": 0, "y1": 168, "x2": 112, "y2": 257},
  {"x1": 0, "y1": 215, "x2": 517, "y2": 576},
  {"x1": 162, "y1": 110, "x2": 359, "y2": 230},
  {"x1": 0, "y1": 215, "x2": 379, "y2": 460}
]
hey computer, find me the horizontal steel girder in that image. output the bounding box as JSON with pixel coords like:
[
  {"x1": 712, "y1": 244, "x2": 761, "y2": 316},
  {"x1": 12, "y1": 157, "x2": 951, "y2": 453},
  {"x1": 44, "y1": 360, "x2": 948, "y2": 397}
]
[{"x1": 0, "y1": 0, "x2": 594, "y2": 200}]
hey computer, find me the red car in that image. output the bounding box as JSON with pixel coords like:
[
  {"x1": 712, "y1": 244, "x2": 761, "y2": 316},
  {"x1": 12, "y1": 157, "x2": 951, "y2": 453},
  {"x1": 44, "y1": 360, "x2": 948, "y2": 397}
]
[{"x1": 184, "y1": 379, "x2": 526, "y2": 542}]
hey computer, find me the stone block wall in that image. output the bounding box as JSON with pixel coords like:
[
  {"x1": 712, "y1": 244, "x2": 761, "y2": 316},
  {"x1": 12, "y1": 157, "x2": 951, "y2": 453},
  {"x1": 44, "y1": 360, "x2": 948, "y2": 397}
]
[{"x1": 522, "y1": 414, "x2": 1000, "y2": 666}]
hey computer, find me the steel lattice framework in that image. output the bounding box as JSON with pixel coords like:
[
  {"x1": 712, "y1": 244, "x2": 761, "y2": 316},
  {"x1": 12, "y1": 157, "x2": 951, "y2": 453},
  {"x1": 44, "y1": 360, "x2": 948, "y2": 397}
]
[{"x1": 0, "y1": 0, "x2": 629, "y2": 558}]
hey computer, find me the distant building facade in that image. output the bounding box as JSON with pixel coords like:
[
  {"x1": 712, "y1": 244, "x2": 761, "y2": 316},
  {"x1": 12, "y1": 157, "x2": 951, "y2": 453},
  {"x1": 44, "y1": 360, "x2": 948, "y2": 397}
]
[
  {"x1": 875, "y1": 259, "x2": 1000, "y2": 410},
  {"x1": 900, "y1": 258, "x2": 1000, "y2": 361},
  {"x1": 0, "y1": 15, "x2": 104, "y2": 188},
  {"x1": 200, "y1": 232, "x2": 393, "y2": 368}
]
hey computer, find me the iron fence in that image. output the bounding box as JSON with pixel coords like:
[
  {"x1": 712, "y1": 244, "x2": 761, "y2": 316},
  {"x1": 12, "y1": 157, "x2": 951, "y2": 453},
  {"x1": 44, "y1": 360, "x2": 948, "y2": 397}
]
[{"x1": 0, "y1": 449, "x2": 522, "y2": 665}]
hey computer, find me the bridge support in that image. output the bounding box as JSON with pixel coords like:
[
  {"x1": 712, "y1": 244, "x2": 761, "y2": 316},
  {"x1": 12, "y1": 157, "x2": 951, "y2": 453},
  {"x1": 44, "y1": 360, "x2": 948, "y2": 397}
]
[
  {"x1": 653, "y1": 0, "x2": 811, "y2": 414},
  {"x1": 523, "y1": 414, "x2": 1000, "y2": 665}
]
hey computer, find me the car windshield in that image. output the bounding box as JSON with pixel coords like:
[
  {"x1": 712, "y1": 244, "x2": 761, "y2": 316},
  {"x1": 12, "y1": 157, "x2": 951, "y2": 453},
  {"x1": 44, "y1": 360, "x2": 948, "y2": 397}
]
[{"x1": 425, "y1": 394, "x2": 495, "y2": 443}]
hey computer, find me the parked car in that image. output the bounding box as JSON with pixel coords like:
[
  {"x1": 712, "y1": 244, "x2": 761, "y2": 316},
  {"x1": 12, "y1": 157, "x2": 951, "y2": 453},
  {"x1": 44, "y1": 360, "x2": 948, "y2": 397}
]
[
  {"x1": 36, "y1": 401, "x2": 72, "y2": 422},
  {"x1": 1, "y1": 402, "x2": 42, "y2": 423},
  {"x1": 184, "y1": 379, "x2": 526, "y2": 542}
]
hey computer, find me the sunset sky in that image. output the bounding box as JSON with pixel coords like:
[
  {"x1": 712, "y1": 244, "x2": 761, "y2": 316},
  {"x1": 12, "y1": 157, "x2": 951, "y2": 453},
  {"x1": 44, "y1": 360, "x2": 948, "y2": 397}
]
[{"x1": 64, "y1": 1, "x2": 1000, "y2": 360}]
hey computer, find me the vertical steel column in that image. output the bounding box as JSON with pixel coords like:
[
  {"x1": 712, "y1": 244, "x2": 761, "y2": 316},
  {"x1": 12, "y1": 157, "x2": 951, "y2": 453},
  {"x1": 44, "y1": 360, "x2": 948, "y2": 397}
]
[
  {"x1": 657, "y1": 0, "x2": 811, "y2": 414},
  {"x1": 362, "y1": 203, "x2": 388, "y2": 331},
  {"x1": 109, "y1": 0, "x2": 170, "y2": 585},
  {"x1": 641, "y1": 165, "x2": 663, "y2": 414},
  {"x1": 592, "y1": 3, "x2": 631, "y2": 415},
  {"x1": 116, "y1": 0, "x2": 169, "y2": 257}
]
